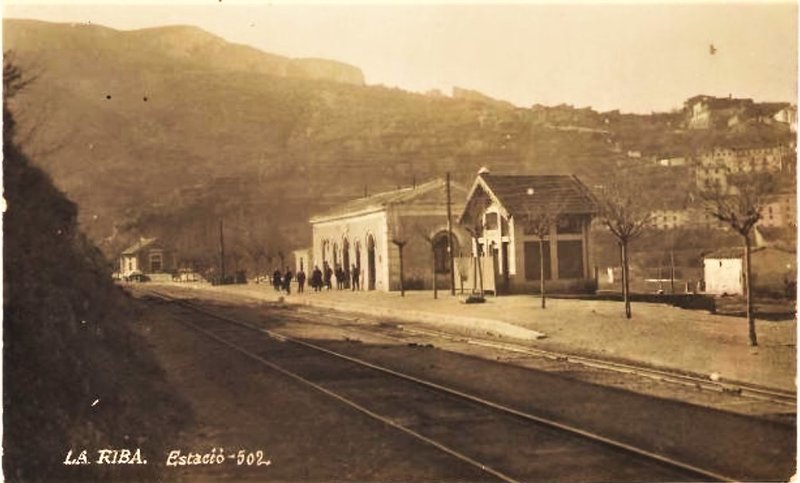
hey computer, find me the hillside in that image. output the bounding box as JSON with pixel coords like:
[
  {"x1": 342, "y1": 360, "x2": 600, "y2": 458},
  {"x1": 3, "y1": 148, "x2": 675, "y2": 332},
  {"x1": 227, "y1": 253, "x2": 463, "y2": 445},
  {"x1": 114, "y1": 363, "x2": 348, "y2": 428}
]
[
  {"x1": 3, "y1": 19, "x2": 793, "y2": 274},
  {"x1": 3, "y1": 72, "x2": 190, "y2": 480}
]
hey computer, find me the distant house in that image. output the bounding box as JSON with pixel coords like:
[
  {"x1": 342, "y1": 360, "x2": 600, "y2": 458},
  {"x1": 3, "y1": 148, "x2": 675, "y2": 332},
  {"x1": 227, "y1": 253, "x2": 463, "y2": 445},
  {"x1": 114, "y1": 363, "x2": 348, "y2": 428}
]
[
  {"x1": 459, "y1": 168, "x2": 597, "y2": 294},
  {"x1": 119, "y1": 237, "x2": 175, "y2": 279},
  {"x1": 703, "y1": 246, "x2": 795, "y2": 296},
  {"x1": 650, "y1": 208, "x2": 690, "y2": 230},
  {"x1": 759, "y1": 193, "x2": 797, "y2": 229},
  {"x1": 657, "y1": 155, "x2": 687, "y2": 167},
  {"x1": 772, "y1": 104, "x2": 797, "y2": 132},
  {"x1": 309, "y1": 179, "x2": 468, "y2": 292},
  {"x1": 685, "y1": 95, "x2": 754, "y2": 129},
  {"x1": 694, "y1": 144, "x2": 791, "y2": 191},
  {"x1": 727, "y1": 102, "x2": 797, "y2": 132}
]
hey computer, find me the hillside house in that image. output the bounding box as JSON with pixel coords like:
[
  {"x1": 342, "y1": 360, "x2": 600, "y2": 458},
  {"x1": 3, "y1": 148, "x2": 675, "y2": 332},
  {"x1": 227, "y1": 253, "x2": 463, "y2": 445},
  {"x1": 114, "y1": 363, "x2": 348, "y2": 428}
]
[
  {"x1": 119, "y1": 237, "x2": 175, "y2": 279},
  {"x1": 685, "y1": 95, "x2": 754, "y2": 129},
  {"x1": 309, "y1": 179, "x2": 468, "y2": 292},
  {"x1": 657, "y1": 155, "x2": 688, "y2": 167},
  {"x1": 694, "y1": 145, "x2": 792, "y2": 191},
  {"x1": 772, "y1": 105, "x2": 798, "y2": 132},
  {"x1": 704, "y1": 246, "x2": 795, "y2": 296},
  {"x1": 728, "y1": 103, "x2": 797, "y2": 132},
  {"x1": 651, "y1": 208, "x2": 691, "y2": 230},
  {"x1": 759, "y1": 193, "x2": 797, "y2": 229},
  {"x1": 459, "y1": 169, "x2": 597, "y2": 294}
]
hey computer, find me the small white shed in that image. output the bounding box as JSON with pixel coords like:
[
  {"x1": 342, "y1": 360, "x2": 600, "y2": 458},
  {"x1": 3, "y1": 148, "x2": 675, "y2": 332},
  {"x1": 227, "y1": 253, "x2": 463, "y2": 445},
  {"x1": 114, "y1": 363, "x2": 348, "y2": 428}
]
[
  {"x1": 704, "y1": 246, "x2": 796, "y2": 296},
  {"x1": 704, "y1": 248, "x2": 744, "y2": 295}
]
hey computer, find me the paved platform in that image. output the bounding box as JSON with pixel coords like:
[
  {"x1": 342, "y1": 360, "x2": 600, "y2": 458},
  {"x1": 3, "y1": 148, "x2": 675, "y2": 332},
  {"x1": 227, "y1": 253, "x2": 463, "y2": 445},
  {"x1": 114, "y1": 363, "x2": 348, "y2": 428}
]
[{"x1": 146, "y1": 282, "x2": 796, "y2": 392}]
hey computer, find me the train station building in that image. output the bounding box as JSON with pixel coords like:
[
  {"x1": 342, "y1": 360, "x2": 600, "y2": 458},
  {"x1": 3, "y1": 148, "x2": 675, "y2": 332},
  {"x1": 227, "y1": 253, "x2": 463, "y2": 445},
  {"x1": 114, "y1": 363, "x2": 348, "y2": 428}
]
[
  {"x1": 309, "y1": 179, "x2": 468, "y2": 291},
  {"x1": 458, "y1": 168, "x2": 598, "y2": 294}
]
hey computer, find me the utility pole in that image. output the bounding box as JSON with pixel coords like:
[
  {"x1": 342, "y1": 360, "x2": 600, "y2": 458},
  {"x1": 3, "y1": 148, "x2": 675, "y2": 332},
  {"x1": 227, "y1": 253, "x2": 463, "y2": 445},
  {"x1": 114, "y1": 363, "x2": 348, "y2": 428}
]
[
  {"x1": 219, "y1": 218, "x2": 226, "y2": 283},
  {"x1": 670, "y1": 249, "x2": 676, "y2": 294},
  {"x1": 446, "y1": 172, "x2": 455, "y2": 296}
]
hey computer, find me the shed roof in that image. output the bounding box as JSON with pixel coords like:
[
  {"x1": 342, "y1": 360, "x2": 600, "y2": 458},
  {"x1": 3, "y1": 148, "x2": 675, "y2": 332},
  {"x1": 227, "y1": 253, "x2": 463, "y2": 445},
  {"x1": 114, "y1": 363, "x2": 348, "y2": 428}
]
[
  {"x1": 310, "y1": 178, "x2": 467, "y2": 223},
  {"x1": 703, "y1": 246, "x2": 793, "y2": 259},
  {"x1": 121, "y1": 237, "x2": 159, "y2": 255},
  {"x1": 468, "y1": 173, "x2": 597, "y2": 218}
]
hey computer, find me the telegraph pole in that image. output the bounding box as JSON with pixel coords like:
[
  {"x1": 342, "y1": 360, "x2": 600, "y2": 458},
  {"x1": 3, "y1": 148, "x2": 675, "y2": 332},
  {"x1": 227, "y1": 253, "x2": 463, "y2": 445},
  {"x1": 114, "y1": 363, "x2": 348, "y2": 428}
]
[
  {"x1": 446, "y1": 172, "x2": 456, "y2": 295},
  {"x1": 219, "y1": 218, "x2": 226, "y2": 283}
]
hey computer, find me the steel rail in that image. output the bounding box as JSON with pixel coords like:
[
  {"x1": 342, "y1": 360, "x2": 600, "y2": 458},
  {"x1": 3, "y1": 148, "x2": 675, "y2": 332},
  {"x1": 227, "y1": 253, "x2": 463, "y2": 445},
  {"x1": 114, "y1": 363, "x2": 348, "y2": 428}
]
[
  {"x1": 151, "y1": 290, "x2": 735, "y2": 482},
  {"x1": 151, "y1": 292, "x2": 518, "y2": 483},
  {"x1": 401, "y1": 326, "x2": 797, "y2": 406},
  {"x1": 287, "y1": 304, "x2": 795, "y2": 407}
]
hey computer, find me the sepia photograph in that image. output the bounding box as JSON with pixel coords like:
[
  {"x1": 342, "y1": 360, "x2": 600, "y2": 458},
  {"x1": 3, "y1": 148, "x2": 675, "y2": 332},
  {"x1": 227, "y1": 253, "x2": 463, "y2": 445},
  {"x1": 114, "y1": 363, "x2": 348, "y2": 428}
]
[{"x1": 2, "y1": 0, "x2": 797, "y2": 481}]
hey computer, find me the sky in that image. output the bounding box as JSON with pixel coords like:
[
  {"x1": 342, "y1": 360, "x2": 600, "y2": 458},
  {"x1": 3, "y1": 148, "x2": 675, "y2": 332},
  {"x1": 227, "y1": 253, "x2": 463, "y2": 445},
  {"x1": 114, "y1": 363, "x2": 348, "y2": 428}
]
[{"x1": 3, "y1": 1, "x2": 798, "y2": 113}]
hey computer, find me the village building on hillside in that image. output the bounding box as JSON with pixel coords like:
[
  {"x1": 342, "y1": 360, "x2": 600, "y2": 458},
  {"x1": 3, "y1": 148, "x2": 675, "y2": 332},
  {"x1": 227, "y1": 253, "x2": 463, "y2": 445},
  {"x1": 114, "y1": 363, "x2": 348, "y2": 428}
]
[
  {"x1": 685, "y1": 95, "x2": 754, "y2": 129},
  {"x1": 309, "y1": 179, "x2": 468, "y2": 292},
  {"x1": 694, "y1": 144, "x2": 794, "y2": 191},
  {"x1": 119, "y1": 237, "x2": 175, "y2": 280},
  {"x1": 759, "y1": 193, "x2": 797, "y2": 229},
  {"x1": 685, "y1": 95, "x2": 798, "y2": 132},
  {"x1": 458, "y1": 169, "x2": 598, "y2": 294}
]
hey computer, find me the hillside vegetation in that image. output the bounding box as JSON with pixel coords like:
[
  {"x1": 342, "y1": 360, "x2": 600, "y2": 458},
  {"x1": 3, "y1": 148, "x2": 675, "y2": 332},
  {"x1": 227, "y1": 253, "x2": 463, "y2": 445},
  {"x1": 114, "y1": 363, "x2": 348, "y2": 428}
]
[
  {"x1": 3, "y1": 19, "x2": 793, "y2": 275},
  {"x1": 3, "y1": 63, "x2": 190, "y2": 481}
]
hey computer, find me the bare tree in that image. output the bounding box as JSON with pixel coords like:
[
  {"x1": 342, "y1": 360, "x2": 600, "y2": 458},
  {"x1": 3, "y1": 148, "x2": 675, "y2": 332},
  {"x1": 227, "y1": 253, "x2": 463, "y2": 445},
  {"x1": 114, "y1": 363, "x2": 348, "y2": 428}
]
[
  {"x1": 391, "y1": 238, "x2": 408, "y2": 296},
  {"x1": 596, "y1": 178, "x2": 653, "y2": 318},
  {"x1": 522, "y1": 205, "x2": 559, "y2": 309},
  {"x1": 701, "y1": 172, "x2": 776, "y2": 346},
  {"x1": 390, "y1": 210, "x2": 409, "y2": 296},
  {"x1": 417, "y1": 227, "x2": 440, "y2": 299}
]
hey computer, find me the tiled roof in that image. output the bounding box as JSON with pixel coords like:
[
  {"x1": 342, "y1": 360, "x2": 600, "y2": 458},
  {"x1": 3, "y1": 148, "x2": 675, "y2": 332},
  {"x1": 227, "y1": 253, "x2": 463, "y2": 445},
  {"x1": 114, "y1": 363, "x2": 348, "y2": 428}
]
[
  {"x1": 478, "y1": 173, "x2": 597, "y2": 216},
  {"x1": 121, "y1": 237, "x2": 158, "y2": 255},
  {"x1": 310, "y1": 178, "x2": 467, "y2": 223},
  {"x1": 703, "y1": 246, "x2": 793, "y2": 259}
]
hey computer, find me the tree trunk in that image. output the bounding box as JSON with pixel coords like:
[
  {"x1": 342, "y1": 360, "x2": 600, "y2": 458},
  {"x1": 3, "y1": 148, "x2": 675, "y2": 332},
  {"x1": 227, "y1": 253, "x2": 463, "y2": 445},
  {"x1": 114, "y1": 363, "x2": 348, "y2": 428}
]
[
  {"x1": 744, "y1": 235, "x2": 757, "y2": 346},
  {"x1": 398, "y1": 245, "x2": 405, "y2": 297},
  {"x1": 477, "y1": 247, "x2": 484, "y2": 296},
  {"x1": 539, "y1": 238, "x2": 546, "y2": 309},
  {"x1": 622, "y1": 240, "x2": 632, "y2": 319},
  {"x1": 472, "y1": 254, "x2": 477, "y2": 293},
  {"x1": 432, "y1": 248, "x2": 438, "y2": 299},
  {"x1": 670, "y1": 249, "x2": 675, "y2": 294}
]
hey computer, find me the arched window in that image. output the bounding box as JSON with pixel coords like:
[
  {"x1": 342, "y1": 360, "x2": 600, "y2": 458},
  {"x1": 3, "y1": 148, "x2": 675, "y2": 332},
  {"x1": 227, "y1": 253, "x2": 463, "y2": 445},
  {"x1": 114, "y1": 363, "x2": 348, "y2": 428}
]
[
  {"x1": 433, "y1": 232, "x2": 459, "y2": 273},
  {"x1": 333, "y1": 243, "x2": 339, "y2": 267},
  {"x1": 321, "y1": 240, "x2": 330, "y2": 263}
]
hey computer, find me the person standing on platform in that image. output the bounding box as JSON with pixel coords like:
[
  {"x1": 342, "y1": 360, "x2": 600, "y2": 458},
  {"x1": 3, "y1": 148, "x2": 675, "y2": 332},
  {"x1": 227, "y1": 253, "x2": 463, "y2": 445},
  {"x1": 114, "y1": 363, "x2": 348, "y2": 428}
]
[
  {"x1": 297, "y1": 268, "x2": 306, "y2": 293},
  {"x1": 351, "y1": 264, "x2": 360, "y2": 291},
  {"x1": 324, "y1": 262, "x2": 333, "y2": 291},
  {"x1": 282, "y1": 267, "x2": 293, "y2": 295},
  {"x1": 272, "y1": 269, "x2": 282, "y2": 292},
  {"x1": 312, "y1": 265, "x2": 323, "y2": 292}
]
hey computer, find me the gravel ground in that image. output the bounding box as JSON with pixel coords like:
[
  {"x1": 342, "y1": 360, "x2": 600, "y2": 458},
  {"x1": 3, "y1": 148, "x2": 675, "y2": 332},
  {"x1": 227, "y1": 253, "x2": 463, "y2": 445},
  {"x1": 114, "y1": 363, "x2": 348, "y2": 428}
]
[
  {"x1": 133, "y1": 292, "x2": 795, "y2": 481},
  {"x1": 148, "y1": 282, "x2": 796, "y2": 390},
  {"x1": 134, "y1": 297, "x2": 490, "y2": 481}
]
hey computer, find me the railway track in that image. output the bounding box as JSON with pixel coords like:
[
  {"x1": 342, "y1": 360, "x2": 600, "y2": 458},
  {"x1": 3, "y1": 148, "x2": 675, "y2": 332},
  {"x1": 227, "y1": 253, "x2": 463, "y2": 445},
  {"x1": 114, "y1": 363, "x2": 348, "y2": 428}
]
[
  {"x1": 282, "y1": 306, "x2": 796, "y2": 409},
  {"x1": 148, "y1": 290, "x2": 739, "y2": 482}
]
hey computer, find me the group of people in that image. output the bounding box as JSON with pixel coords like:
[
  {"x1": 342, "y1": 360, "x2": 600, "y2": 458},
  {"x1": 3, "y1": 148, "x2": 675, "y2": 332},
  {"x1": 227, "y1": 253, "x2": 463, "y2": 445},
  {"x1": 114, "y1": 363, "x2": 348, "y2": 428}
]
[
  {"x1": 271, "y1": 261, "x2": 362, "y2": 295},
  {"x1": 271, "y1": 267, "x2": 305, "y2": 294}
]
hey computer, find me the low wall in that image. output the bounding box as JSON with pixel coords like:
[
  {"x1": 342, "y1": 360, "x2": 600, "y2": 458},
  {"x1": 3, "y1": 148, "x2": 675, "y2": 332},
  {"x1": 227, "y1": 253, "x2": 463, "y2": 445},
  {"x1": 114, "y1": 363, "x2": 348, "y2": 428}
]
[{"x1": 553, "y1": 292, "x2": 717, "y2": 313}]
